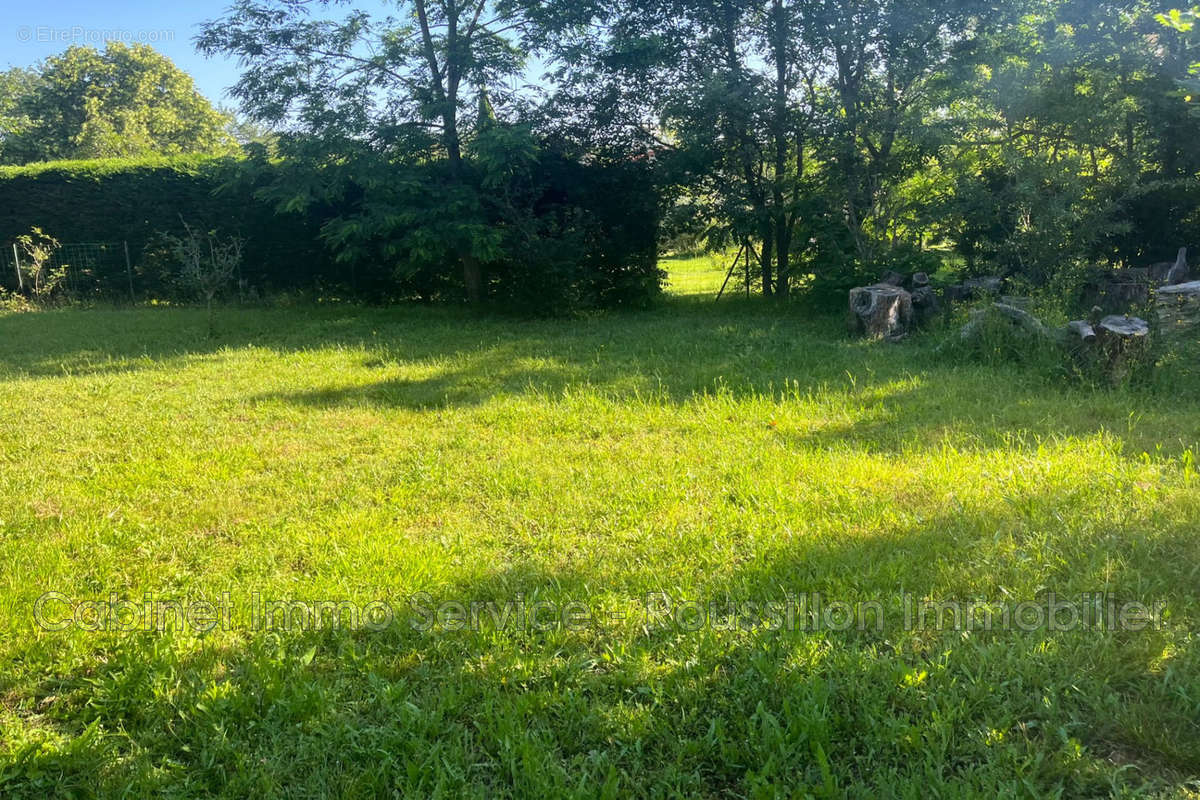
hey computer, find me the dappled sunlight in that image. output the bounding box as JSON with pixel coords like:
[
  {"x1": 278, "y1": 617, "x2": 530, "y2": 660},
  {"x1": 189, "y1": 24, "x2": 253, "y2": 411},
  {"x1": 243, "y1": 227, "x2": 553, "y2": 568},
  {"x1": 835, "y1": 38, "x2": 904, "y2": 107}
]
[{"x1": 4, "y1": 304, "x2": 1200, "y2": 795}]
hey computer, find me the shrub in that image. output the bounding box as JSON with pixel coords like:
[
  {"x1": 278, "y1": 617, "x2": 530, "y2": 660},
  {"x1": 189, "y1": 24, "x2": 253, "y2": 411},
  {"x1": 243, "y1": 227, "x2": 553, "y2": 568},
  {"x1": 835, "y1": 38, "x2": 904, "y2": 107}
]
[
  {"x1": 13, "y1": 227, "x2": 70, "y2": 302},
  {"x1": 159, "y1": 220, "x2": 245, "y2": 336}
]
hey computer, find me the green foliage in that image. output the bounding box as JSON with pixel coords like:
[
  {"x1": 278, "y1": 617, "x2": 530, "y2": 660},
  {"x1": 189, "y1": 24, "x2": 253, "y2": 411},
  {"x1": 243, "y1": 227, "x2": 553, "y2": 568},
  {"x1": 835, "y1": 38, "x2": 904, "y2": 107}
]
[
  {"x1": 933, "y1": 0, "x2": 1200, "y2": 282},
  {"x1": 538, "y1": 0, "x2": 1200, "y2": 301},
  {"x1": 0, "y1": 150, "x2": 662, "y2": 313},
  {"x1": 13, "y1": 227, "x2": 69, "y2": 302},
  {"x1": 1, "y1": 43, "x2": 237, "y2": 165},
  {"x1": 1158, "y1": 6, "x2": 1200, "y2": 114},
  {"x1": 0, "y1": 287, "x2": 33, "y2": 313},
  {"x1": 0, "y1": 68, "x2": 39, "y2": 162},
  {"x1": 159, "y1": 220, "x2": 246, "y2": 337},
  {"x1": 197, "y1": 1, "x2": 663, "y2": 312},
  {"x1": 0, "y1": 155, "x2": 333, "y2": 299}
]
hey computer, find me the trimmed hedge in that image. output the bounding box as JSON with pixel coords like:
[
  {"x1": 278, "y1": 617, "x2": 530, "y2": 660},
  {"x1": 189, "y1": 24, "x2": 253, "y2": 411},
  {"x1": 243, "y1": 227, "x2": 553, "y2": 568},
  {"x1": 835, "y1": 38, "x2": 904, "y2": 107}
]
[
  {"x1": 0, "y1": 155, "x2": 334, "y2": 297},
  {"x1": 0, "y1": 151, "x2": 662, "y2": 311}
]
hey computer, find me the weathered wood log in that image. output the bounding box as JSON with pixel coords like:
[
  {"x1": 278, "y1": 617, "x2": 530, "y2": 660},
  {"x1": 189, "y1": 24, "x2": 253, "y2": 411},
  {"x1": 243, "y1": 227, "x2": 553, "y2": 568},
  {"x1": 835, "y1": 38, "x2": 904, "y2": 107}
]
[
  {"x1": 848, "y1": 284, "x2": 914, "y2": 341},
  {"x1": 1066, "y1": 320, "x2": 1097, "y2": 343},
  {"x1": 1098, "y1": 315, "x2": 1150, "y2": 339},
  {"x1": 910, "y1": 285, "x2": 940, "y2": 327},
  {"x1": 1080, "y1": 267, "x2": 1152, "y2": 314},
  {"x1": 1156, "y1": 279, "x2": 1200, "y2": 340},
  {"x1": 1151, "y1": 247, "x2": 1190, "y2": 285},
  {"x1": 993, "y1": 302, "x2": 1052, "y2": 336},
  {"x1": 958, "y1": 304, "x2": 1152, "y2": 383},
  {"x1": 1166, "y1": 247, "x2": 1190, "y2": 286},
  {"x1": 1000, "y1": 295, "x2": 1032, "y2": 310},
  {"x1": 958, "y1": 302, "x2": 1051, "y2": 343},
  {"x1": 878, "y1": 270, "x2": 906, "y2": 287},
  {"x1": 946, "y1": 276, "x2": 1004, "y2": 304},
  {"x1": 963, "y1": 276, "x2": 1004, "y2": 294}
]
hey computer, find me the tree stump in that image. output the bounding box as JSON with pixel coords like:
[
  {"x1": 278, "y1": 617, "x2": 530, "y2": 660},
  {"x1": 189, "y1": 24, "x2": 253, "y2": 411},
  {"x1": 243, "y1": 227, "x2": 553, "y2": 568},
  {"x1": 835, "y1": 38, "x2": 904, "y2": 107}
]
[
  {"x1": 848, "y1": 285, "x2": 914, "y2": 341},
  {"x1": 911, "y1": 286, "x2": 940, "y2": 327},
  {"x1": 1096, "y1": 315, "x2": 1151, "y2": 384}
]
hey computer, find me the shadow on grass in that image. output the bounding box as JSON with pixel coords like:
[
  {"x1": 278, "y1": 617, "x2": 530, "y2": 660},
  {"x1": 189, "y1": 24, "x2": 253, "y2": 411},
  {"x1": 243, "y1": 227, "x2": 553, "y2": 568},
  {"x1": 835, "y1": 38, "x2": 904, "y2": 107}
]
[
  {"x1": 3, "y1": 304, "x2": 1197, "y2": 461},
  {"x1": 4, "y1": 492, "x2": 1198, "y2": 797}
]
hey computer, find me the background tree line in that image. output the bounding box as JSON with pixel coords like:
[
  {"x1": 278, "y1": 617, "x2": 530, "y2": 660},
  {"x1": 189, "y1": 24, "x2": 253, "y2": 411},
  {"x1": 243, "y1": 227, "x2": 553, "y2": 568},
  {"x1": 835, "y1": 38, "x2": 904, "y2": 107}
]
[
  {"x1": 3, "y1": 0, "x2": 1200, "y2": 313},
  {"x1": 536, "y1": 0, "x2": 1200, "y2": 300}
]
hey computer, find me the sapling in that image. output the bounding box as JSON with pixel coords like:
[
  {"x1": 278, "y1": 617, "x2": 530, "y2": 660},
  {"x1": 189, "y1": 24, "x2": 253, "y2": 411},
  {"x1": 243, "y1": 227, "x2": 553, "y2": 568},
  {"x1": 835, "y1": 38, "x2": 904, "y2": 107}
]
[
  {"x1": 15, "y1": 227, "x2": 69, "y2": 302},
  {"x1": 163, "y1": 220, "x2": 245, "y2": 337}
]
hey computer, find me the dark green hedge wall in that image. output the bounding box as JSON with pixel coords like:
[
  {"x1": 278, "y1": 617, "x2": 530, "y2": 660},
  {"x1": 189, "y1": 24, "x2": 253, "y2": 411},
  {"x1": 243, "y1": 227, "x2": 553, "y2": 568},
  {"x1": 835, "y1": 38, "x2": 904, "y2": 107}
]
[
  {"x1": 0, "y1": 153, "x2": 662, "y2": 311},
  {"x1": 0, "y1": 155, "x2": 334, "y2": 297}
]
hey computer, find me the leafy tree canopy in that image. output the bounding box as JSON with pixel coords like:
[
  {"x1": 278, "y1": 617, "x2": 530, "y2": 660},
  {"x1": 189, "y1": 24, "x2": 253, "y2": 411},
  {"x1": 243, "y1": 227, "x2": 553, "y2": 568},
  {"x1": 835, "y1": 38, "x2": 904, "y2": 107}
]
[{"x1": 1, "y1": 43, "x2": 237, "y2": 165}]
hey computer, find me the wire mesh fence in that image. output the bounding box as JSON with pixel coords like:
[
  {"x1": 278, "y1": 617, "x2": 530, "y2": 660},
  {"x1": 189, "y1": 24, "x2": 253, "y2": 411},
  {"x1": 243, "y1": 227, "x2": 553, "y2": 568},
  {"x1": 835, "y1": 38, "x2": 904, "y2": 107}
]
[{"x1": 1, "y1": 241, "x2": 136, "y2": 301}]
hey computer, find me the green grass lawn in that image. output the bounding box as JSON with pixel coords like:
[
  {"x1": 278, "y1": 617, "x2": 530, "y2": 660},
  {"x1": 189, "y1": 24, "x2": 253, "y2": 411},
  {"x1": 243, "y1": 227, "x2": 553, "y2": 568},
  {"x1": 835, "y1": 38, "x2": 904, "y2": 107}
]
[
  {"x1": 663, "y1": 252, "x2": 737, "y2": 297},
  {"x1": 1, "y1": 281, "x2": 1199, "y2": 796}
]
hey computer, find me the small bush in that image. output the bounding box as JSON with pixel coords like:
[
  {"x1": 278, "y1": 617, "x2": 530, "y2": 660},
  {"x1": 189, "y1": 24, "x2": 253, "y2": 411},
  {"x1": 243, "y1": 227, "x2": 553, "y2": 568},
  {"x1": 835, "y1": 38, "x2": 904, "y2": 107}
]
[{"x1": 943, "y1": 304, "x2": 1067, "y2": 371}]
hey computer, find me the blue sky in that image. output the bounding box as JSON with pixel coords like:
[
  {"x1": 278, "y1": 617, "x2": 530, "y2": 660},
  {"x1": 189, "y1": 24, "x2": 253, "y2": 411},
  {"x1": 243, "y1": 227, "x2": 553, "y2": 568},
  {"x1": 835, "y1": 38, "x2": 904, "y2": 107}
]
[{"x1": 0, "y1": 0, "x2": 396, "y2": 107}]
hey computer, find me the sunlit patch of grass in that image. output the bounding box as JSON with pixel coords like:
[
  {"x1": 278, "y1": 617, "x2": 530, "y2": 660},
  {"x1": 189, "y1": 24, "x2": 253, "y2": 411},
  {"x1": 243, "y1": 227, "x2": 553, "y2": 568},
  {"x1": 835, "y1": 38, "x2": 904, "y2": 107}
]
[
  {"x1": 0, "y1": 287, "x2": 1199, "y2": 797},
  {"x1": 663, "y1": 251, "x2": 736, "y2": 297}
]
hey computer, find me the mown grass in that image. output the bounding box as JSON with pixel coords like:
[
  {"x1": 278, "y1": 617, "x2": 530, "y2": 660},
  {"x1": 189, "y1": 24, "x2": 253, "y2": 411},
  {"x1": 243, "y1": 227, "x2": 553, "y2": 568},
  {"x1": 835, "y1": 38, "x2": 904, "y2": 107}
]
[
  {"x1": 1, "y1": 271, "x2": 1199, "y2": 797},
  {"x1": 664, "y1": 252, "x2": 735, "y2": 297}
]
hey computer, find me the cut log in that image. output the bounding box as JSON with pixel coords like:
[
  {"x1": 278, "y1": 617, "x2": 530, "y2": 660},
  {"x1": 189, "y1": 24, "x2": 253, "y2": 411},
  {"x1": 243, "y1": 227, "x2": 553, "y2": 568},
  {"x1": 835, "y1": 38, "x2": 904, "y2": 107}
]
[
  {"x1": 991, "y1": 302, "x2": 1053, "y2": 336},
  {"x1": 946, "y1": 276, "x2": 1004, "y2": 304},
  {"x1": 957, "y1": 304, "x2": 1154, "y2": 383},
  {"x1": 1165, "y1": 247, "x2": 1190, "y2": 286},
  {"x1": 878, "y1": 270, "x2": 906, "y2": 287},
  {"x1": 962, "y1": 276, "x2": 1004, "y2": 294},
  {"x1": 1081, "y1": 267, "x2": 1152, "y2": 313},
  {"x1": 1098, "y1": 315, "x2": 1150, "y2": 339},
  {"x1": 1157, "y1": 280, "x2": 1200, "y2": 340},
  {"x1": 910, "y1": 285, "x2": 940, "y2": 326},
  {"x1": 958, "y1": 302, "x2": 1054, "y2": 343},
  {"x1": 848, "y1": 284, "x2": 914, "y2": 341},
  {"x1": 1066, "y1": 320, "x2": 1097, "y2": 344}
]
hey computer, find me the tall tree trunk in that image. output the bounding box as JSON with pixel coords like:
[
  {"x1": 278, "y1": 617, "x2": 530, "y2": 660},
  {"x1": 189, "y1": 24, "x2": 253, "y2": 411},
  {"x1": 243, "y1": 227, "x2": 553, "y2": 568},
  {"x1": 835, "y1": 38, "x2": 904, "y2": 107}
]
[
  {"x1": 760, "y1": 231, "x2": 774, "y2": 297},
  {"x1": 770, "y1": 0, "x2": 791, "y2": 300},
  {"x1": 418, "y1": 0, "x2": 482, "y2": 304},
  {"x1": 775, "y1": 216, "x2": 791, "y2": 300}
]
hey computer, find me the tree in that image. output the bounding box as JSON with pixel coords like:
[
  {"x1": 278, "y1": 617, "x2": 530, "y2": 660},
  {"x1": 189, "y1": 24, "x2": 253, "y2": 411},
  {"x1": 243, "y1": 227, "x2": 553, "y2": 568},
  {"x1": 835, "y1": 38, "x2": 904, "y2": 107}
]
[
  {"x1": 1, "y1": 43, "x2": 236, "y2": 165},
  {"x1": 536, "y1": 0, "x2": 994, "y2": 296},
  {"x1": 0, "y1": 68, "x2": 39, "y2": 163},
  {"x1": 937, "y1": 0, "x2": 1200, "y2": 279},
  {"x1": 222, "y1": 107, "x2": 280, "y2": 154},
  {"x1": 198, "y1": 0, "x2": 534, "y2": 304},
  {"x1": 163, "y1": 221, "x2": 245, "y2": 338},
  {"x1": 13, "y1": 227, "x2": 68, "y2": 301},
  {"x1": 1159, "y1": 6, "x2": 1200, "y2": 112}
]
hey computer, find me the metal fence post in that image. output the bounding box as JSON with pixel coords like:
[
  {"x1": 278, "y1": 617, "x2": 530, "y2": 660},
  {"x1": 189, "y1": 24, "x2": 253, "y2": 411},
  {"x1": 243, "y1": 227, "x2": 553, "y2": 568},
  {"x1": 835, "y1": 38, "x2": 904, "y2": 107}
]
[
  {"x1": 11, "y1": 243, "x2": 22, "y2": 292},
  {"x1": 123, "y1": 241, "x2": 135, "y2": 304}
]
